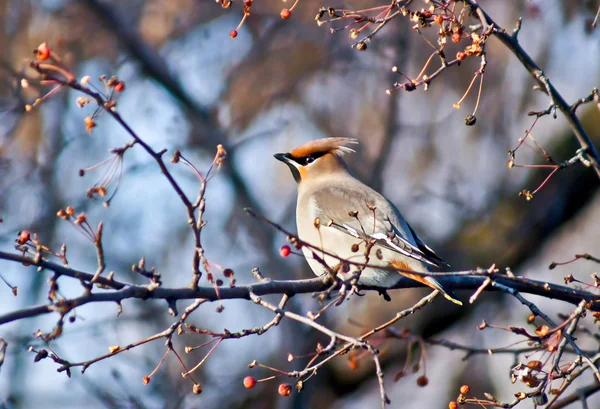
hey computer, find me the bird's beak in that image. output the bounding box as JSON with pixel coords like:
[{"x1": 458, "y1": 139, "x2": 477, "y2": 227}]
[
  {"x1": 274, "y1": 152, "x2": 301, "y2": 183},
  {"x1": 273, "y1": 153, "x2": 290, "y2": 163}
]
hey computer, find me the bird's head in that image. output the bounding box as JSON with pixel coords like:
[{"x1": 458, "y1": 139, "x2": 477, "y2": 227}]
[{"x1": 274, "y1": 138, "x2": 358, "y2": 184}]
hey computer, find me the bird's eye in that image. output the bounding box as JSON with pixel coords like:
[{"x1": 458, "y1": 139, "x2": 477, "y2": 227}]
[{"x1": 303, "y1": 156, "x2": 315, "y2": 165}]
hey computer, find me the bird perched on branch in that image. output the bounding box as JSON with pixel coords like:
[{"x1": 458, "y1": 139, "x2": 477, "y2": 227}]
[{"x1": 274, "y1": 137, "x2": 462, "y2": 305}]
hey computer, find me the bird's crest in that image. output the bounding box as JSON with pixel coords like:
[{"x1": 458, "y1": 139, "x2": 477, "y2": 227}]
[{"x1": 289, "y1": 138, "x2": 358, "y2": 159}]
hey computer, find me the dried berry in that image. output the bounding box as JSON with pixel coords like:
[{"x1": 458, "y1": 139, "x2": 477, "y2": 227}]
[
  {"x1": 278, "y1": 383, "x2": 292, "y2": 397},
  {"x1": 280, "y1": 245, "x2": 291, "y2": 257},
  {"x1": 243, "y1": 376, "x2": 256, "y2": 389},
  {"x1": 280, "y1": 9, "x2": 291, "y2": 20},
  {"x1": 416, "y1": 375, "x2": 429, "y2": 387}
]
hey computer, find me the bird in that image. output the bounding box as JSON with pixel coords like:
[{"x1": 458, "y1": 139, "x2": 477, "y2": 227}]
[{"x1": 274, "y1": 137, "x2": 462, "y2": 305}]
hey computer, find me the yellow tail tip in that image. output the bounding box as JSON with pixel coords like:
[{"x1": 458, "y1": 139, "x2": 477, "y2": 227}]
[{"x1": 443, "y1": 293, "x2": 463, "y2": 306}]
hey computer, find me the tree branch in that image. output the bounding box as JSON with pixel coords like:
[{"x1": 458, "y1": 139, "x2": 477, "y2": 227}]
[
  {"x1": 2, "y1": 249, "x2": 600, "y2": 326},
  {"x1": 465, "y1": 0, "x2": 600, "y2": 179}
]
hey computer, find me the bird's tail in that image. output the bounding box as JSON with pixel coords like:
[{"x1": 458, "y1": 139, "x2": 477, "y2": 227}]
[
  {"x1": 392, "y1": 261, "x2": 462, "y2": 305},
  {"x1": 424, "y1": 276, "x2": 462, "y2": 306}
]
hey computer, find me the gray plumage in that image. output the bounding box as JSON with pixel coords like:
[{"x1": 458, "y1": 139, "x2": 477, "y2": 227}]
[{"x1": 275, "y1": 137, "x2": 461, "y2": 305}]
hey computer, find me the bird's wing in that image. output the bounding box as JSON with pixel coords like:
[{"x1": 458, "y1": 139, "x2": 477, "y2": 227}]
[{"x1": 311, "y1": 185, "x2": 448, "y2": 268}]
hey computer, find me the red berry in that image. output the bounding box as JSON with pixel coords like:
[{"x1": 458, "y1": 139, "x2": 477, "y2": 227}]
[
  {"x1": 114, "y1": 82, "x2": 125, "y2": 92},
  {"x1": 456, "y1": 51, "x2": 467, "y2": 61},
  {"x1": 279, "y1": 245, "x2": 291, "y2": 258},
  {"x1": 280, "y1": 9, "x2": 291, "y2": 19},
  {"x1": 243, "y1": 376, "x2": 256, "y2": 389},
  {"x1": 229, "y1": 30, "x2": 238, "y2": 38},
  {"x1": 451, "y1": 33, "x2": 461, "y2": 43},
  {"x1": 417, "y1": 375, "x2": 429, "y2": 387},
  {"x1": 244, "y1": 0, "x2": 252, "y2": 6},
  {"x1": 17, "y1": 230, "x2": 31, "y2": 245},
  {"x1": 278, "y1": 383, "x2": 292, "y2": 397},
  {"x1": 37, "y1": 43, "x2": 51, "y2": 61},
  {"x1": 434, "y1": 15, "x2": 443, "y2": 25}
]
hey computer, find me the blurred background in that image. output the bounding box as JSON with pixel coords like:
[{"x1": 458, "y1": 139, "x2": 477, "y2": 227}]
[{"x1": 0, "y1": 0, "x2": 599, "y2": 408}]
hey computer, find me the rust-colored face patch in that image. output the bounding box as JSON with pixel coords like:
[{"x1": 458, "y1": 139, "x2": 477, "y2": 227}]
[{"x1": 297, "y1": 165, "x2": 308, "y2": 180}]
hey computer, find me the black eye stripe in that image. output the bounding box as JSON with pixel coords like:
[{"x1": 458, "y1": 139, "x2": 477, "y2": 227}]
[{"x1": 291, "y1": 152, "x2": 326, "y2": 166}]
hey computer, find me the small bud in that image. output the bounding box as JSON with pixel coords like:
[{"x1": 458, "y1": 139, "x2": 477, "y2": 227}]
[
  {"x1": 108, "y1": 345, "x2": 120, "y2": 353},
  {"x1": 351, "y1": 243, "x2": 360, "y2": 252},
  {"x1": 84, "y1": 116, "x2": 96, "y2": 133},
  {"x1": 114, "y1": 82, "x2": 125, "y2": 92},
  {"x1": 74, "y1": 213, "x2": 87, "y2": 225},
  {"x1": 143, "y1": 376, "x2": 150, "y2": 385},
  {"x1": 278, "y1": 383, "x2": 293, "y2": 397},
  {"x1": 21, "y1": 79, "x2": 29, "y2": 89},
  {"x1": 229, "y1": 29, "x2": 238, "y2": 38},
  {"x1": 57, "y1": 209, "x2": 68, "y2": 219},
  {"x1": 17, "y1": 230, "x2": 31, "y2": 245},
  {"x1": 451, "y1": 33, "x2": 461, "y2": 43},
  {"x1": 434, "y1": 15, "x2": 443, "y2": 25},
  {"x1": 448, "y1": 402, "x2": 458, "y2": 409},
  {"x1": 243, "y1": 376, "x2": 256, "y2": 389},
  {"x1": 535, "y1": 325, "x2": 549, "y2": 337},
  {"x1": 223, "y1": 268, "x2": 234, "y2": 278},
  {"x1": 34, "y1": 349, "x2": 48, "y2": 362},
  {"x1": 456, "y1": 51, "x2": 467, "y2": 61},
  {"x1": 80, "y1": 76, "x2": 90, "y2": 85},
  {"x1": 287, "y1": 353, "x2": 294, "y2": 362},
  {"x1": 37, "y1": 43, "x2": 51, "y2": 61},
  {"x1": 465, "y1": 114, "x2": 476, "y2": 126},
  {"x1": 192, "y1": 383, "x2": 202, "y2": 394},
  {"x1": 356, "y1": 42, "x2": 367, "y2": 51},
  {"x1": 416, "y1": 375, "x2": 429, "y2": 387},
  {"x1": 460, "y1": 385, "x2": 470, "y2": 394},
  {"x1": 477, "y1": 320, "x2": 487, "y2": 330}
]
